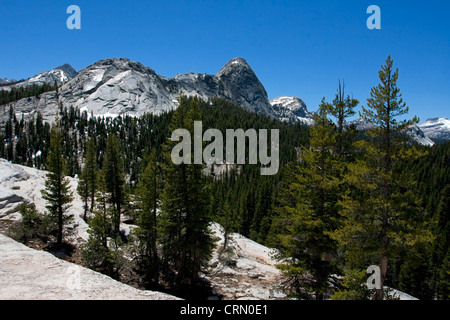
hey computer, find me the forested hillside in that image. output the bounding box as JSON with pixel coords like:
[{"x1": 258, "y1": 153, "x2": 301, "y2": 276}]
[
  {"x1": 0, "y1": 82, "x2": 58, "y2": 106},
  {"x1": 1, "y1": 71, "x2": 448, "y2": 299}
]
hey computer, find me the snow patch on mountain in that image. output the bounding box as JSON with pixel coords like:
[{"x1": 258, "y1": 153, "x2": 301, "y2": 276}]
[
  {"x1": 270, "y1": 96, "x2": 315, "y2": 125},
  {"x1": 418, "y1": 117, "x2": 450, "y2": 143},
  {"x1": 6, "y1": 57, "x2": 276, "y2": 124},
  {"x1": 404, "y1": 124, "x2": 435, "y2": 147},
  {"x1": 349, "y1": 119, "x2": 435, "y2": 147},
  {"x1": 28, "y1": 69, "x2": 68, "y2": 85},
  {"x1": 0, "y1": 78, "x2": 15, "y2": 85},
  {"x1": 1, "y1": 64, "x2": 77, "y2": 92}
]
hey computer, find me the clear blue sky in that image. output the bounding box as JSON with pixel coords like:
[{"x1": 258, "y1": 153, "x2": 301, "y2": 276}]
[{"x1": 0, "y1": 0, "x2": 449, "y2": 121}]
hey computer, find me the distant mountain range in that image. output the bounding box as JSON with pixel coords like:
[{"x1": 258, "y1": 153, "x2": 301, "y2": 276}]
[
  {"x1": 1, "y1": 57, "x2": 448, "y2": 146},
  {"x1": 418, "y1": 118, "x2": 450, "y2": 144},
  {"x1": 348, "y1": 118, "x2": 436, "y2": 147},
  {"x1": 270, "y1": 96, "x2": 315, "y2": 125},
  {"x1": 0, "y1": 78, "x2": 15, "y2": 85},
  {"x1": 0, "y1": 64, "x2": 77, "y2": 89}
]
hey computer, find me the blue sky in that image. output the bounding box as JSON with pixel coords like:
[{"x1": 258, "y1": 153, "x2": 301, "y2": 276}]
[{"x1": 0, "y1": 0, "x2": 449, "y2": 121}]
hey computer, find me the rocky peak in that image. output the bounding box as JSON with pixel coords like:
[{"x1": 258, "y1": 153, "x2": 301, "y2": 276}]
[
  {"x1": 270, "y1": 96, "x2": 308, "y2": 115},
  {"x1": 6, "y1": 56, "x2": 279, "y2": 122},
  {"x1": 29, "y1": 64, "x2": 77, "y2": 86},
  {"x1": 216, "y1": 57, "x2": 252, "y2": 76},
  {"x1": 418, "y1": 117, "x2": 450, "y2": 143},
  {"x1": 0, "y1": 64, "x2": 77, "y2": 91},
  {"x1": 56, "y1": 64, "x2": 78, "y2": 79},
  {"x1": 0, "y1": 78, "x2": 16, "y2": 86},
  {"x1": 78, "y1": 58, "x2": 156, "y2": 77},
  {"x1": 349, "y1": 118, "x2": 435, "y2": 147},
  {"x1": 215, "y1": 57, "x2": 275, "y2": 117},
  {"x1": 270, "y1": 96, "x2": 315, "y2": 125}
]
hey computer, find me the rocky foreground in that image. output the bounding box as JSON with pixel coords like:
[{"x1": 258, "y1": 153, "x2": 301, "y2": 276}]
[
  {"x1": 0, "y1": 232, "x2": 179, "y2": 300},
  {"x1": 0, "y1": 159, "x2": 286, "y2": 300},
  {"x1": 0, "y1": 159, "x2": 417, "y2": 300}
]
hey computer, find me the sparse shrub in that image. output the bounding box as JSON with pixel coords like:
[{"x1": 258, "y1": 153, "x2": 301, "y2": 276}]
[{"x1": 10, "y1": 202, "x2": 52, "y2": 243}]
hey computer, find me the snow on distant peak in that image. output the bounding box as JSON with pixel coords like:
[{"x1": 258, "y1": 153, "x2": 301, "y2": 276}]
[
  {"x1": 229, "y1": 57, "x2": 249, "y2": 66},
  {"x1": 404, "y1": 125, "x2": 435, "y2": 147},
  {"x1": 29, "y1": 69, "x2": 69, "y2": 84},
  {"x1": 350, "y1": 119, "x2": 435, "y2": 147},
  {"x1": 418, "y1": 117, "x2": 450, "y2": 143},
  {"x1": 3, "y1": 64, "x2": 77, "y2": 91},
  {"x1": 270, "y1": 96, "x2": 315, "y2": 125},
  {"x1": 270, "y1": 96, "x2": 300, "y2": 109}
]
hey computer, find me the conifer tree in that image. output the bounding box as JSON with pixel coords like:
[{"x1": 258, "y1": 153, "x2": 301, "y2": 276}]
[
  {"x1": 77, "y1": 168, "x2": 89, "y2": 222},
  {"x1": 133, "y1": 148, "x2": 162, "y2": 286},
  {"x1": 217, "y1": 195, "x2": 235, "y2": 256},
  {"x1": 11, "y1": 203, "x2": 52, "y2": 244},
  {"x1": 273, "y1": 101, "x2": 341, "y2": 300},
  {"x1": 250, "y1": 181, "x2": 273, "y2": 243},
  {"x1": 5, "y1": 106, "x2": 15, "y2": 140},
  {"x1": 102, "y1": 134, "x2": 125, "y2": 237},
  {"x1": 327, "y1": 80, "x2": 359, "y2": 159},
  {"x1": 41, "y1": 122, "x2": 74, "y2": 246},
  {"x1": 431, "y1": 185, "x2": 450, "y2": 299},
  {"x1": 0, "y1": 133, "x2": 5, "y2": 158},
  {"x1": 159, "y1": 95, "x2": 191, "y2": 279},
  {"x1": 159, "y1": 95, "x2": 214, "y2": 284},
  {"x1": 330, "y1": 56, "x2": 434, "y2": 300},
  {"x1": 77, "y1": 137, "x2": 98, "y2": 221},
  {"x1": 81, "y1": 171, "x2": 125, "y2": 279}
]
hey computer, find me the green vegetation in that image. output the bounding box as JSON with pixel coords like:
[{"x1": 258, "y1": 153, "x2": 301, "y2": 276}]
[
  {"x1": 40, "y1": 122, "x2": 74, "y2": 246},
  {"x1": 0, "y1": 82, "x2": 58, "y2": 106},
  {"x1": 1, "y1": 57, "x2": 448, "y2": 299}
]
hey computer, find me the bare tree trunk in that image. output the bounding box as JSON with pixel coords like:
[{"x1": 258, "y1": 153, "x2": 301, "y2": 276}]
[
  {"x1": 375, "y1": 255, "x2": 388, "y2": 300},
  {"x1": 57, "y1": 206, "x2": 63, "y2": 246},
  {"x1": 192, "y1": 246, "x2": 200, "y2": 281}
]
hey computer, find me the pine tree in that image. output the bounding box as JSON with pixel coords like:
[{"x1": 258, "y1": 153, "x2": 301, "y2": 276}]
[
  {"x1": 330, "y1": 268, "x2": 370, "y2": 300},
  {"x1": 0, "y1": 133, "x2": 5, "y2": 158},
  {"x1": 77, "y1": 168, "x2": 89, "y2": 222},
  {"x1": 41, "y1": 122, "x2": 74, "y2": 246},
  {"x1": 217, "y1": 195, "x2": 234, "y2": 255},
  {"x1": 88, "y1": 171, "x2": 110, "y2": 253},
  {"x1": 273, "y1": 101, "x2": 341, "y2": 300},
  {"x1": 327, "y1": 80, "x2": 359, "y2": 159},
  {"x1": 5, "y1": 106, "x2": 14, "y2": 140},
  {"x1": 77, "y1": 137, "x2": 98, "y2": 221},
  {"x1": 159, "y1": 95, "x2": 214, "y2": 284},
  {"x1": 102, "y1": 134, "x2": 125, "y2": 237},
  {"x1": 250, "y1": 181, "x2": 273, "y2": 243},
  {"x1": 431, "y1": 185, "x2": 450, "y2": 299},
  {"x1": 159, "y1": 95, "x2": 191, "y2": 279},
  {"x1": 81, "y1": 171, "x2": 125, "y2": 279},
  {"x1": 330, "y1": 56, "x2": 434, "y2": 300},
  {"x1": 133, "y1": 148, "x2": 162, "y2": 286}
]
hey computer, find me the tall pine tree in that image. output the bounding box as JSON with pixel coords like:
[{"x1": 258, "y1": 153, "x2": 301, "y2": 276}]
[
  {"x1": 41, "y1": 121, "x2": 74, "y2": 246},
  {"x1": 77, "y1": 137, "x2": 98, "y2": 221},
  {"x1": 159, "y1": 95, "x2": 214, "y2": 285},
  {"x1": 431, "y1": 185, "x2": 450, "y2": 299},
  {"x1": 327, "y1": 80, "x2": 359, "y2": 160},
  {"x1": 330, "y1": 56, "x2": 434, "y2": 300},
  {"x1": 81, "y1": 171, "x2": 125, "y2": 279},
  {"x1": 102, "y1": 134, "x2": 125, "y2": 237},
  {"x1": 273, "y1": 101, "x2": 341, "y2": 300},
  {"x1": 133, "y1": 148, "x2": 162, "y2": 286}
]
